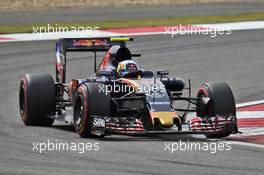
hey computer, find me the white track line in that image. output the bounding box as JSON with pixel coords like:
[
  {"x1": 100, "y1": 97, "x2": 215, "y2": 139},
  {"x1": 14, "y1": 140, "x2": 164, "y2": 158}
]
[
  {"x1": 0, "y1": 30, "x2": 119, "y2": 42},
  {"x1": 239, "y1": 127, "x2": 264, "y2": 136},
  {"x1": 195, "y1": 21, "x2": 264, "y2": 31},
  {"x1": 1, "y1": 21, "x2": 264, "y2": 42},
  {"x1": 236, "y1": 100, "x2": 264, "y2": 108},
  {"x1": 223, "y1": 141, "x2": 264, "y2": 149},
  {"x1": 236, "y1": 111, "x2": 264, "y2": 119}
]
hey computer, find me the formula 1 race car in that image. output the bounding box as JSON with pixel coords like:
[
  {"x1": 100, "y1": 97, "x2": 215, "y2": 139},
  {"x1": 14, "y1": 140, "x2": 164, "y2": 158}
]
[{"x1": 19, "y1": 37, "x2": 238, "y2": 138}]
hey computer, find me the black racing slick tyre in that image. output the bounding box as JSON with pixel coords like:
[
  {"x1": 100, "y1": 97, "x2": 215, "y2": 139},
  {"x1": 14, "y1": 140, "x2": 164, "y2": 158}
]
[
  {"x1": 73, "y1": 83, "x2": 111, "y2": 138},
  {"x1": 197, "y1": 81, "x2": 237, "y2": 138},
  {"x1": 197, "y1": 81, "x2": 236, "y2": 118},
  {"x1": 19, "y1": 74, "x2": 55, "y2": 126}
]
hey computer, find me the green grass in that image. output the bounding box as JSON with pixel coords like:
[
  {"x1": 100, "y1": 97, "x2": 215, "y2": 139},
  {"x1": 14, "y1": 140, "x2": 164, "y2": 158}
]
[{"x1": 1, "y1": 12, "x2": 264, "y2": 34}]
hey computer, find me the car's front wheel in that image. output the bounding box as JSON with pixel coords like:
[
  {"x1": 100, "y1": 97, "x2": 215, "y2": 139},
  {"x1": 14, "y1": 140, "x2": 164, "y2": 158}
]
[
  {"x1": 196, "y1": 81, "x2": 237, "y2": 138},
  {"x1": 73, "y1": 83, "x2": 110, "y2": 138}
]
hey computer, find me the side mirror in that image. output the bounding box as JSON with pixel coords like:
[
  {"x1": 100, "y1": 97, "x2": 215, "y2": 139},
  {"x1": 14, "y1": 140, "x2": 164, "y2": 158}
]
[
  {"x1": 96, "y1": 71, "x2": 113, "y2": 80},
  {"x1": 157, "y1": 70, "x2": 169, "y2": 79}
]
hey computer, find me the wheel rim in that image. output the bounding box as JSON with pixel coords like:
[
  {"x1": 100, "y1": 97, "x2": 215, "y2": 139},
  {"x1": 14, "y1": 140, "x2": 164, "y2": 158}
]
[
  {"x1": 74, "y1": 96, "x2": 84, "y2": 129},
  {"x1": 19, "y1": 83, "x2": 26, "y2": 116},
  {"x1": 197, "y1": 86, "x2": 213, "y2": 117}
]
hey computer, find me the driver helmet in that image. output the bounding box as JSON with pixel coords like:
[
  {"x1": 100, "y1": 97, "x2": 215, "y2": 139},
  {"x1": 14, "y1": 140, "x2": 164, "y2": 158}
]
[{"x1": 117, "y1": 60, "x2": 138, "y2": 78}]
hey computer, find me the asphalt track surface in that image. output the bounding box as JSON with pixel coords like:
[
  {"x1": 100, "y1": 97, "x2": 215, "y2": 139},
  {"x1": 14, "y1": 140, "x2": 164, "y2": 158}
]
[
  {"x1": 1, "y1": 30, "x2": 264, "y2": 174},
  {"x1": 0, "y1": 2, "x2": 264, "y2": 25}
]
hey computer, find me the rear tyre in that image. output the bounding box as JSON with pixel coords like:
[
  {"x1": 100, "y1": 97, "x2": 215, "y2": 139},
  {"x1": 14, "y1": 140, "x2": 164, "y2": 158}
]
[
  {"x1": 197, "y1": 81, "x2": 237, "y2": 138},
  {"x1": 19, "y1": 74, "x2": 55, "y2": 126},
  {"x1": 73, "y1": 83, "x2": 111, "y2": 138}
]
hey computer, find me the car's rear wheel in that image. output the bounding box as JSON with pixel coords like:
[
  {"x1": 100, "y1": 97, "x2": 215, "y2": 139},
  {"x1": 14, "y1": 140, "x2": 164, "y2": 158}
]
[
  {"x1": 73, "y1": 83, "x2": 111, "y2": 138},
  {"x1": 197, "y1": 81, "x2": 237, "y2": 138},
  {"x1": 19, "y1": 74, "x2": 55, "y2": 126}
]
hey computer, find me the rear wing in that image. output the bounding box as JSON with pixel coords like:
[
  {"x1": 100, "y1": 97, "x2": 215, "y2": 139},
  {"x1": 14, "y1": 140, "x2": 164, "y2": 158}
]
[{"x1": 55, "y1": 37, "x2": 133, "y2": 83}]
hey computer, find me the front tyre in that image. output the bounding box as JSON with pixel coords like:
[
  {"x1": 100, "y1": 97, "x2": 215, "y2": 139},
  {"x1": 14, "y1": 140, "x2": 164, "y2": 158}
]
[
  {"x1": 73, "y1": 83, "x2": 111, "y2": 138},
  {"x1": 197, "y1": 81, "x2": 237, "y2": 138},
  {"x1": 19, "y1": 74, "x2": 55, "y2": 126}
]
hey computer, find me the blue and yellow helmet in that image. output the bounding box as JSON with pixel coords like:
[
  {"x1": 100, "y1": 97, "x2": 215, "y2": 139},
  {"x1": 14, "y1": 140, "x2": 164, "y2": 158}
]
[{"x1": 117, "y1": 60, "x2": 138, "y2": 78}]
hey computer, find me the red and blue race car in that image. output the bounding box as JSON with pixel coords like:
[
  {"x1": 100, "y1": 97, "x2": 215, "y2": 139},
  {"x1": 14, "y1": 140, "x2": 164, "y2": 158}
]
[{"x1": 19, "y1": 37, "x2": 238, "y2": 138}]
